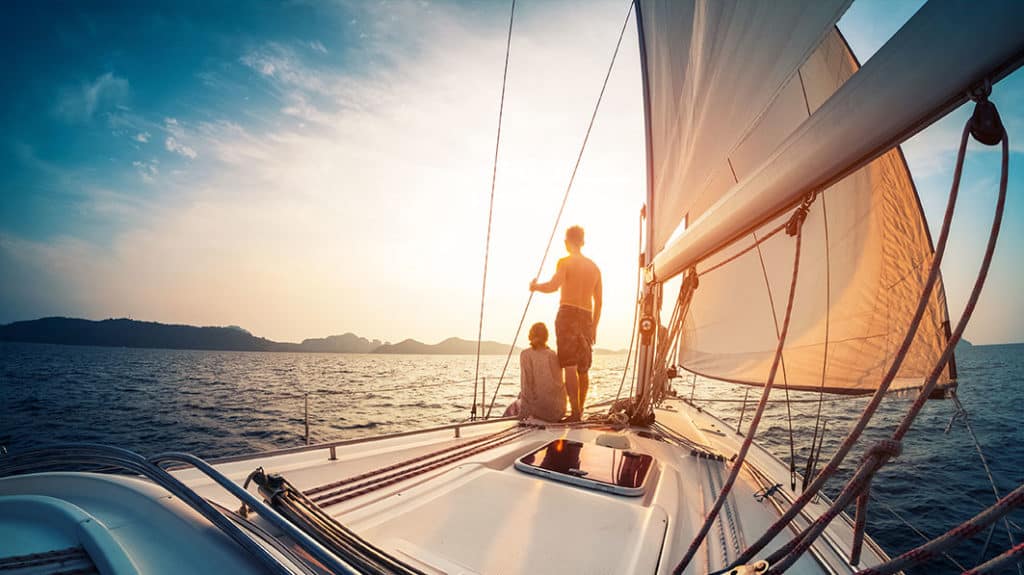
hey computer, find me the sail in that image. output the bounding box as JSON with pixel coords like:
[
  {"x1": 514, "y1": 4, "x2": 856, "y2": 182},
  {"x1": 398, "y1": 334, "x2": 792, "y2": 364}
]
[
  {"x1": 637, "y1": 0, "x2": 852, "y2": 255},
  {"x1": 637, "y1": 1, "x2": 957, "y2": 393}
]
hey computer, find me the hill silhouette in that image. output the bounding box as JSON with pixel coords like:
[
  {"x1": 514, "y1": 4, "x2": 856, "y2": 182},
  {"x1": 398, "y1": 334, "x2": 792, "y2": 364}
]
[
  {"x1": 0, "y1": 317, "x2": 278, "y2": 352},
  {"x1": 374, "y1": 337, "x2": 517, "y2": 355},
  {"x1": 0, "y1": 317, "x2": 551, "y2": 355}
]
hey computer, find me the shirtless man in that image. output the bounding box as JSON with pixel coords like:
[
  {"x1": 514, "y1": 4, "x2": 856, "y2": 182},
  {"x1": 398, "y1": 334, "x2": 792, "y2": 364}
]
[{"x1": 530, "y1": 225, "x2": 602, "y2": 421}]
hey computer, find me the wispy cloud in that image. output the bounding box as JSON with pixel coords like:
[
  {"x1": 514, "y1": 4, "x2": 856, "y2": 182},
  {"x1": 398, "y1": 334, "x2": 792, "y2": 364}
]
[
  {"x1": 134, "y1": 131, "x2": 150, "y2": 143},
  {"x1": 5, "y1": 0, "x2": 647, "y2": 344},
  {"x1": 309, "y1": 40, "x2": 328, "y2": 54},
  {"x1": 55, "y1": 72, "x2": 130, "y2": 123},
  {"x1": 132, "y1": 159, "x2": 159, "y2": 182},
  {"x1": 164, "y1": 136, "x2": 197, "y2": 159},
  {"x1": 162, "y1": 117, "x2": 198, "y2": 159}
]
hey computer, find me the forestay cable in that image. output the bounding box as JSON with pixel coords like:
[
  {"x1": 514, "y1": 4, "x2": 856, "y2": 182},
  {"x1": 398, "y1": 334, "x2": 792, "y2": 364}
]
[
  {"x1": 483, "y1": 0, "x2": 634, "y2": 418},
  {"x1": 472, "y1": 0, "x2": 516, "y2": 421}
]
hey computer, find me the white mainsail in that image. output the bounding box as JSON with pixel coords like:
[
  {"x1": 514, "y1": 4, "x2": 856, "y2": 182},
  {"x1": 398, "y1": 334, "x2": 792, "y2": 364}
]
[{"x1": 636, "y1": 0, "x2": 1024, "y2": 394}]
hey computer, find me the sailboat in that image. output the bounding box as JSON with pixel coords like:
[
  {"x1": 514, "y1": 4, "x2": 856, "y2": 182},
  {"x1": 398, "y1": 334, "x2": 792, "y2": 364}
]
[{"x1": 2, "y1": 1, "x2": 1022, "y2": 573}]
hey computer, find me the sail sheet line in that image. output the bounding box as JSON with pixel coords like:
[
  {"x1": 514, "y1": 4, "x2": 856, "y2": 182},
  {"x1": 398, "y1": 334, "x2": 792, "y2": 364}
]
[
  {"x1": 737, "y1": 103, "x2": 988, "y2": 568},
  {"x1": 696, "y1": 221, "x2": 787, "y2": 277},
  {"x1": 751, "y1": 226, "x2": 798, "y2": 490},
  {"x1": 805, "y1": 196, "x2": 831, "y2": 491},
  {"x1": 673, "y1": 198, "x2": 811, "y2": 573}
]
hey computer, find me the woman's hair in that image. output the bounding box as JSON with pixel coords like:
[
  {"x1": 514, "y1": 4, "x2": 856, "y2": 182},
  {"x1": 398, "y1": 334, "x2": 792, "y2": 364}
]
[{"x1": 528, "y1": 322, "x2": 549, "y2": 349}]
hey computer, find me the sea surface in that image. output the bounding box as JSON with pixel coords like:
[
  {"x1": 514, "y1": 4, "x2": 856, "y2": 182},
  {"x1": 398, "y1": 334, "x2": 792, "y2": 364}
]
[{"x1": 1, "y1": 341, "x2": 1021, "y2": 574}]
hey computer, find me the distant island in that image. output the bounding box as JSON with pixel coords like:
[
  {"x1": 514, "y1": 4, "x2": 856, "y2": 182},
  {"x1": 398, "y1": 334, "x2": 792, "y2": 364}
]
[{"x1": 0, "y1": 317, "x2": 625, "y2": 355}]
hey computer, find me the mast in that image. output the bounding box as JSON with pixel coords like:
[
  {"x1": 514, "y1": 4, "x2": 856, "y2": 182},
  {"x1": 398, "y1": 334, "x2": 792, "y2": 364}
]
[{"x1": 633, "y1": 0, "x2": 660, "y2": 409}]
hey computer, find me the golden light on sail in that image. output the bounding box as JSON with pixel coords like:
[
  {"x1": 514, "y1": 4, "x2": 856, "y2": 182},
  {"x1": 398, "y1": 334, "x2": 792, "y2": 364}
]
[{"x1": 637, "y1": 7, "x2": 954, "y2": 394}]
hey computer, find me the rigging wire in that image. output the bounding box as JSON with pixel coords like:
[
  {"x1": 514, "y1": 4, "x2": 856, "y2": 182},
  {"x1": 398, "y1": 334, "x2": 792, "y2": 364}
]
[
  {"x1": 948, "y1": 391, "x2": 1021, "y2": 572},
  {"x1": 484, "y1": 0, "x2": 635, "y2": 418},
  {"x1": 752, "y1": 229, "x2": 798, "y2": 491},
  {"x1": 471, "y1": 0, "x2": 516, "y2": 421},
  {"x1": 612, "y1": 210, "x2": 645, "y2": 407},
  {"x1": 673, "y1": 196, "x2": 811, "y2": 573},
  {"x1": 804, "y1": 196, "x2": 832, "y2": 491},
  {"x1": 764, "y1": 92, "x2": 1012, "y2": 575},
  {"x1": 733, "y1": 104, "x2": 979, "y2": 567},
  {"x1": 872, "y1": 494, "x2": 969, "y2": 571}
]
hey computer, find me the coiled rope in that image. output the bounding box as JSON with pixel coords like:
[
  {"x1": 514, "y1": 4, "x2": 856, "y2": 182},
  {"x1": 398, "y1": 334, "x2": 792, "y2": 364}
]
[{"x1": 483, "y1": 0, "x2": 635, "y2": 418}]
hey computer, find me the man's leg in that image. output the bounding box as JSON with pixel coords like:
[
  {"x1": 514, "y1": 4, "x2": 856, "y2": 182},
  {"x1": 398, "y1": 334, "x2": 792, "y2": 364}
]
[
  {"x1": 564, "y1": 366, "x2": 581, "y2": 420},
  {"x1": 577, "y1": 369, "x2": 589, "y2": 413}
]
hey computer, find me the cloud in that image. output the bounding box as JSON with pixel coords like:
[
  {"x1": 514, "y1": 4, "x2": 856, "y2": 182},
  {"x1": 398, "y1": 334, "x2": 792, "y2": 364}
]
[
  {"x1": 309, "y1": 40, "x2": 328, "y2": 54},
  {"x1": 161, "y1": 117, "x2": 198, "y2": 158},
  {"x1": 7, "y1": 1, "x2": 650, "y2": 345},
  {"x1": 134, "y1": 131, "x2": 150, "y2": 143},
  {"x1": 55, "y1": 72, "x2": 130, "y2": 123},
  {"x1": 132, "y1": 159, "x2": 159, "y2": 182},
  {"x1": 164, "y1": 136, "x2": 197, "y2": 159}
]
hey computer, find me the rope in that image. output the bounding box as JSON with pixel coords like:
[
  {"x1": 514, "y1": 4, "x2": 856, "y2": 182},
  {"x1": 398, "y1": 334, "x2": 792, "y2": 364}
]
[
  {"x1": 637, "y1": 271, "x2": 695, "y2": 418},
  {"x1": 853, "y1": 482, "x2": 1024, "y2": 575},
  {"x1": 733, "y1": 102, "x2": 976, "y2": 568},
  {"x1": 688, "y1": 395, "x2": 854, "y2": 404},
  {"x1": 873, "y1": 495, "x2": 969, "y2": 571},
  {"x1": 484, "y1": 0, "x2": 634, "y2": 418},
  {"x1": 672, "y1": 196, "x2": 810, "y2": 573},
  {"x1": 472, "y1": 0, "x2": 516, "y2": 421},
  {"x1": 752, "y1": 226, "x2": 798, "y2": 491},
  {"x1": 313, "y1": 427, "x2": 533, "y2": 507},
  {"x1": 764, "y1": 94, "x2": 1010, "y2": 574},
  {"x1": 805, "y1": 196, "x2": 831, "y2": 492},
  {"x1": 304, "y1": 425, "x2": 520, "y2": 496}
]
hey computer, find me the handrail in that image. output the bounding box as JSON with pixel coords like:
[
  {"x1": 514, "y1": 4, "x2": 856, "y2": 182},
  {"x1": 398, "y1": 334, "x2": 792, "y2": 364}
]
[
  {"x1": 200, "y1": 416, "x2": 520, "y2": 467},
  {"x1": 150, "y1": 452, "x2": 358, "y2": 575},
  {"x1": 0, "y1": 444, "x2": 295, "y2": 575}
]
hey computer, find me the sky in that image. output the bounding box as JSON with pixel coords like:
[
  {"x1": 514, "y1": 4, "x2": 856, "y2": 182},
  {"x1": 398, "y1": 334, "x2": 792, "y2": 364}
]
[{"x1": 0, "y1": 0, "x2": 1022, "y2": 347}]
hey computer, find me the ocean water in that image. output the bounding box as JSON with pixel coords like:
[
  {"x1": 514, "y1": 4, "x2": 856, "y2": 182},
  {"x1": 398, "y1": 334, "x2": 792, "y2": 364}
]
[{"x1": 1, "y1": 341, "x2": 1021, "y2": 573}]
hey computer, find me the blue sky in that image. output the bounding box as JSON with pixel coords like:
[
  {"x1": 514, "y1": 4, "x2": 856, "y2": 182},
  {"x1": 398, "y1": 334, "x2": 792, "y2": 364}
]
[{"x1": 1, "y1": 0, "x2": 1022, "y2": 346}]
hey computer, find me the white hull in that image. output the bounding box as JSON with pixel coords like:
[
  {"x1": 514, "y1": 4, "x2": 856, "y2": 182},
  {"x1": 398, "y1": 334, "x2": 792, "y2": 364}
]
[{"x1": 0, "y1": 397, "x2": 892, "y2": 574}]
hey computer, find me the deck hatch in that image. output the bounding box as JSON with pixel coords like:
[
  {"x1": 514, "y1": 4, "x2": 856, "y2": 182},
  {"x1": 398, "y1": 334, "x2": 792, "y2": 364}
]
[{"x1": 514, "y1": 439, "x2": 653, "y2": 496}]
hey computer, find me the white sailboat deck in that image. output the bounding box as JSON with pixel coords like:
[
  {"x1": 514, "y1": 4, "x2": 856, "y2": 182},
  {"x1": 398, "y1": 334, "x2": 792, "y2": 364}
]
[
  {"x1": 163, "y1": 397, "x2": 890, "y2": 574},
  {"x1": 0, "y1": 397, "x2": 894, "y2": 574}
]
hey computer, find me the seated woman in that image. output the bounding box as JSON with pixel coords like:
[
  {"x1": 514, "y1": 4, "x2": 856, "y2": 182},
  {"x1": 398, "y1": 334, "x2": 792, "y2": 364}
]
[{"x1": 504, "y1": 322, "x2": 566, "y2": 422}]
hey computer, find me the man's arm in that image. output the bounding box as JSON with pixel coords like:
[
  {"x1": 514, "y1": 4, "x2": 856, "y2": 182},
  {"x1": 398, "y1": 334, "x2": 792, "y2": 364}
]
[
  {"x1": 591, "y1": 270, "x2": 602, "y2": 343},
  {"x1": 530, "y1": 261, "x2": 564, "y2": 293}
]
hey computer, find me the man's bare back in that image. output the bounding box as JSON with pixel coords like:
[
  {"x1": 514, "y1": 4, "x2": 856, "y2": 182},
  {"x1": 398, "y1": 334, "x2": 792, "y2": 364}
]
[{"x1": 529, "y1": 226, "x2": 602, "y2": 420}]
